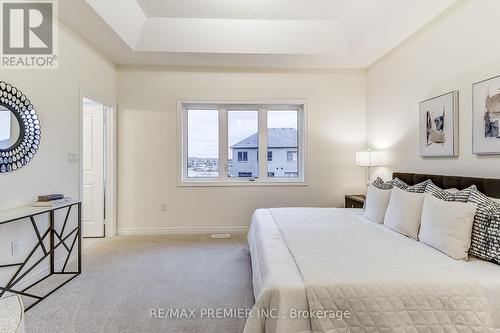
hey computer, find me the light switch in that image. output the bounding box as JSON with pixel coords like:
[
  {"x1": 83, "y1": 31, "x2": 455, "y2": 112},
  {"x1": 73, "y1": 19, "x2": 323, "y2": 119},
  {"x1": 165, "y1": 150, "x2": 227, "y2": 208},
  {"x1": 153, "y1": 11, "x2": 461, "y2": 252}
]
[{"x1": 68, "y1": 153, "x2": 79, "y2": 163}]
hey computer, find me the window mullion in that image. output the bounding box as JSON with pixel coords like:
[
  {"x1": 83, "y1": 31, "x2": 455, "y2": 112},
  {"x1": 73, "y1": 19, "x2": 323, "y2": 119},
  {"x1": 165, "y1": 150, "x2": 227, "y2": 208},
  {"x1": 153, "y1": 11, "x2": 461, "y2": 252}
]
[
  {"x1": 219, "y1": 107, "x2": 229, "y2": 180},
  {"x1": 182, "y1": 107, "x2": 188, "y2": 182},
  {"x1": 299, "y1": 107, "x2": 305, "y2": 181},
  {"x1": 258, "y1": 107, "x2": 267, "y2": 181}
]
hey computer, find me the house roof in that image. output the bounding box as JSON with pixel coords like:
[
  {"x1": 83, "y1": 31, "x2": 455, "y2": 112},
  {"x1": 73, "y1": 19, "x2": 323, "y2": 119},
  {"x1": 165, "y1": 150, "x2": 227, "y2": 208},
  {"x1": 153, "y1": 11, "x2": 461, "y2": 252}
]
[{"x1": 231, "y1": 128, "x2": 297, "y2": 149}]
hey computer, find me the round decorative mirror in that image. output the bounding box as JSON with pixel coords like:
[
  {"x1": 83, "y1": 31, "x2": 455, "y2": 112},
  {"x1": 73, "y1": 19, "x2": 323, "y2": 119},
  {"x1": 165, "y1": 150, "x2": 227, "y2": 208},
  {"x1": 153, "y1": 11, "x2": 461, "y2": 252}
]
[{"x1": 0, "y1": 81, "x2": 41, "y2": 173}]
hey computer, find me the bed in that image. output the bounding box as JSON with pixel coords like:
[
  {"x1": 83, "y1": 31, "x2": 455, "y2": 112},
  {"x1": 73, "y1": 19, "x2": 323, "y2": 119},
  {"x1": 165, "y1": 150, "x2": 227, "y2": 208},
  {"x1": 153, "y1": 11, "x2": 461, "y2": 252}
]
[{"x1": 244, "y1": 173, "x2": 500, "y2": 333}]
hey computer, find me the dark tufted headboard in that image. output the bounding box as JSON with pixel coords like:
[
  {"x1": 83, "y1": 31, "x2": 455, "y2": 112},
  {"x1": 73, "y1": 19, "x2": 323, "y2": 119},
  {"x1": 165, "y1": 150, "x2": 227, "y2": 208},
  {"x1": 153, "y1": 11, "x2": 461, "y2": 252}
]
[{"x1": 393, "y1": 172, "x2": 500, "y2": 199}]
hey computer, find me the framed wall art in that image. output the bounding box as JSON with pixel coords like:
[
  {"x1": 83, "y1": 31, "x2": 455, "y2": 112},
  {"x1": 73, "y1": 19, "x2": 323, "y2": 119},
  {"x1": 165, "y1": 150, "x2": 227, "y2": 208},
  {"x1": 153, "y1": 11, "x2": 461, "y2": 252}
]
[
  {"x1": 472, "y1": 75, "x2": 500, "y2": 154},
  {"x1": 419, "y1": 90, "x2": 459, "y2": 157}
]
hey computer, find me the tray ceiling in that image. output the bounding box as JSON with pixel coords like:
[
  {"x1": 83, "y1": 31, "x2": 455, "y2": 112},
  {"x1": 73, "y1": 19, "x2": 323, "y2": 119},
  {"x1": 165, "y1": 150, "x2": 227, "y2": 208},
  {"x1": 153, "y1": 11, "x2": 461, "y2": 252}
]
[
  {"x1": 59, "y1": 0, "x2": 457, "y2": 68},
  {"x1": 136, "y1": 0, "x2": 353, "y2": 20}
]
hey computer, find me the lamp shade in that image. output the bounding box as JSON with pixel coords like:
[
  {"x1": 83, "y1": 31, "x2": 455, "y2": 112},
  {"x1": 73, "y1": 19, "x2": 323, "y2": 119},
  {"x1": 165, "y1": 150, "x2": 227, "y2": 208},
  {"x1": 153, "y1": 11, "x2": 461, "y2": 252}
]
[{"x1": 356, "y1": 150, "x2": 382, "y2": 167}]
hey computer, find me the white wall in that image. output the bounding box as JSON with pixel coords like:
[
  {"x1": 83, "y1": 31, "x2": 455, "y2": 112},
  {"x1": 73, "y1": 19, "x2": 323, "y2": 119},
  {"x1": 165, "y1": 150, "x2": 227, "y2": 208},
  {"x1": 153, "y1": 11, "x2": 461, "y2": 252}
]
[
  {"x1": 117, "y1": 68, "x2": 366, "y2": 233},
  {"x1": 0, "y1": 24, "x2": 116, "y2": 210},
  {"x1": 0, "y1": 23, "x2": 116, "y2": 285},
  {"x1": 367, "y1": 0, "x2": 500, "y2": 181}
]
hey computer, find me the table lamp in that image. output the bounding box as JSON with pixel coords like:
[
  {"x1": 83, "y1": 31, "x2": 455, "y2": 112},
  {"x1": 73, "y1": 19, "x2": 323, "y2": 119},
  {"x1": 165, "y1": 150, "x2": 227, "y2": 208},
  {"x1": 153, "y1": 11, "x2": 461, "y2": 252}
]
[{"x1": 356, "y1": 149, "x2": 382, "y2": 186}]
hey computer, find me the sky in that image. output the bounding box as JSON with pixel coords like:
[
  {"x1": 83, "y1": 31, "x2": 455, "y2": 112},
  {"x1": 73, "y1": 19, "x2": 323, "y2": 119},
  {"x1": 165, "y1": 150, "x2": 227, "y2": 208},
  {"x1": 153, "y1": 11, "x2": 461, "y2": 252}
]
[{"x1": 187, "y1": 110, "x2": 297, "y2": 159}]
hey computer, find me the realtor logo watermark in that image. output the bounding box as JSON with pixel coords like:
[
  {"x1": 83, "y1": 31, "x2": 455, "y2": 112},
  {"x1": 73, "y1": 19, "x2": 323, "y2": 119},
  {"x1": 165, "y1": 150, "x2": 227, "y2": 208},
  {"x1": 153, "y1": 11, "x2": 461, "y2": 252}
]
[{"x1": 1, "y1": 0, "x2": 58, "y2": 69}]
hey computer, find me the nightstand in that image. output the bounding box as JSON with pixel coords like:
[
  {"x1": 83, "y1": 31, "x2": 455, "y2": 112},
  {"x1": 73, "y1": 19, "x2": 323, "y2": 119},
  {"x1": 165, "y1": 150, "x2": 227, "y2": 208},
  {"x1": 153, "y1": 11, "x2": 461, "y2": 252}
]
[{"x1": 345, "y1": 195, "x2": 365, "y2": 208}]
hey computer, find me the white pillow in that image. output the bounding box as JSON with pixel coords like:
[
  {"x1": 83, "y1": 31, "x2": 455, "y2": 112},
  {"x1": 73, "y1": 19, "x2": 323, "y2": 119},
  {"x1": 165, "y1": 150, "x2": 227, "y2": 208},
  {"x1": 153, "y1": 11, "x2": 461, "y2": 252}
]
[
  {"x1": 419, "y1": 195, "x2": 477, "y2": 260},
  {"x1": 383, "y1": 187, "x2": 426, "y2": 240},
  {"x1": 363, "y1": 186, "x2": 392, "y2": 224}
]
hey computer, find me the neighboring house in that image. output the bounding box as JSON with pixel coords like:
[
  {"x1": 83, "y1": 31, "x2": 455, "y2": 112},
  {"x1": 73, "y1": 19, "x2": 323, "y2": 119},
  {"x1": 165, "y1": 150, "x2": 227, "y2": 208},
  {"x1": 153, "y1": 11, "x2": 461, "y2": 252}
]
[{"x1": 230, "y1": 128, "x2": 298, "y2": 178}]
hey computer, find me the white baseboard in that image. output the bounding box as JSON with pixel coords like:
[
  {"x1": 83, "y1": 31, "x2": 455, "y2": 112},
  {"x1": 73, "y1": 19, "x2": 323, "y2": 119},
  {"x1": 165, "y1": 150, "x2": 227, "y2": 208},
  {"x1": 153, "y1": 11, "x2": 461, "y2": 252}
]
[{"x1": 117, "y1": 226, "x2": 249, "y2": 236}]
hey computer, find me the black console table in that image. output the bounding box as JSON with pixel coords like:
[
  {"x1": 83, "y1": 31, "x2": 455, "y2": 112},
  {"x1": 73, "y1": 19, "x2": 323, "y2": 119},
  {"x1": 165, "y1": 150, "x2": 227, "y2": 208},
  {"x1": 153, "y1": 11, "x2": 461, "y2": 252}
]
[{"x1": 0, "y1": 201, "x2": 81, "y2": 310}]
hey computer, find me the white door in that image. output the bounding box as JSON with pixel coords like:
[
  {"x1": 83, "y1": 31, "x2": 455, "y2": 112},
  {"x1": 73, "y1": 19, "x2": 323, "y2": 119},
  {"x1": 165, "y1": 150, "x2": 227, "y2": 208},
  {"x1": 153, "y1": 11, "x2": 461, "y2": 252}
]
[{"x1": 82, "y1": 98, "x2": 105, "y2": 237}]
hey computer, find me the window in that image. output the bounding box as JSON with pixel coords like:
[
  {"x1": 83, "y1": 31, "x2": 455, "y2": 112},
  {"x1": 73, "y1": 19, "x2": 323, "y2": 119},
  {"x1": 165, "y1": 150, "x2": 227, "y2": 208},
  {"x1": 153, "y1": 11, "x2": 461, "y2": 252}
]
[
  {"x1": 268, "y1": 111, "x2": 299, "y2": 178},
  {"x1": 237, "y1": 151, "x2": 248, "y2": 162},
  {"x1": 187, "y1": 109, "x2": 219, "y2": 178},
  {"x1": 229, "y1": 110, "x2": 258, "y2": 178},
  {"x1": 180, "y1": 102, "x2": 305, "y2": 184}
]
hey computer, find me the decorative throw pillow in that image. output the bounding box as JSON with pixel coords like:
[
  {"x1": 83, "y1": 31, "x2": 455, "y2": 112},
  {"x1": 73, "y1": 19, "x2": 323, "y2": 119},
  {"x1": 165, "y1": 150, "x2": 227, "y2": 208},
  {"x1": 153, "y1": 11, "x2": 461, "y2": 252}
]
[
  {"x1": 488, "y1": 213, "x2": 500, "y2": 264},
  {"x1": 489, "y1": 197, "x2": 500, "y2": 205},
  {"x1": 424, "y1": 182, "x2": 449, "y2": 200},
  {"x1": 467, "y1": 189, "x2": 500, "y2": 260},
  {"x1": 372, "y1": 177, "x2": 408, "y2": 190},
  {"x1": 372, "y1": 177, "x2": 429, "y2": 193},
  {"x1": 383, "y1": 187, "x2": 426, "y2": 240},
  {"x1": 425, "y1": 182, "x2": 475, "y2": 202},
  {"x1": 405, "y1": 179, "x2": 431, "y2": 193},
  {"x1": 448, "y1": 186, "x2": 476, "y2": 202},
  {"x1": 363, "y1": 186, "x2": 392, "y2": 224},
  {"x1": 419, "y1": 195, "x2": 477, "y2": 260}
]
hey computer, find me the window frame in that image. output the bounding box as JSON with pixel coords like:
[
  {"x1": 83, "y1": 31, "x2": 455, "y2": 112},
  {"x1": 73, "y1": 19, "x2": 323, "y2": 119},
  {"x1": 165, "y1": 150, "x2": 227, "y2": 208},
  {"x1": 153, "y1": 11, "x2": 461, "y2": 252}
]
[{"x1": 177, "y1": 100, "x2": 307, "y2": 187}]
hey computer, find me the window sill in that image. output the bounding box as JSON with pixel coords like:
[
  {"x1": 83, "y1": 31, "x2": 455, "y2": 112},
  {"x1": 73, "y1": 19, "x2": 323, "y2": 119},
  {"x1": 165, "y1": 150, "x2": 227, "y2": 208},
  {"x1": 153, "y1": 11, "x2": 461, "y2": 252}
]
[{"x1": 177, "y1": 180, "x2": 308, "y2": 187}]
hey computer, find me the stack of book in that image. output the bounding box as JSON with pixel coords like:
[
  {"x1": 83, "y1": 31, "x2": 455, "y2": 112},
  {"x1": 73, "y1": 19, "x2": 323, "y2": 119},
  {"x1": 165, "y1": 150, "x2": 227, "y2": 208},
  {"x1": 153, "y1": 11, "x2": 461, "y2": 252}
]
[{"x1": 33, "y1": 194, "x2": 72, "y2": 207}]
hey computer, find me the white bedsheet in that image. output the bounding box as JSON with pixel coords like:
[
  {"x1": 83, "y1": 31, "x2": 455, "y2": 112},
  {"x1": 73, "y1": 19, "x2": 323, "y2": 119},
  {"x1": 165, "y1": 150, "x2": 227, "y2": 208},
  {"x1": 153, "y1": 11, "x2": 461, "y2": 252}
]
[
  {"x1": 245, "y1": 208, "x2": 311, "y2": 333},
  {"x1": 245, "y1": 208, "x2": 500, "y2": 333}
]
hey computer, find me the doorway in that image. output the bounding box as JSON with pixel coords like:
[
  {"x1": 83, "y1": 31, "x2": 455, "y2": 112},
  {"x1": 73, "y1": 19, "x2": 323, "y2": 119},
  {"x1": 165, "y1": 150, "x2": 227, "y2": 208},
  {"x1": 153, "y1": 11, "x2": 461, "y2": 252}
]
[{"x1": 81, "y1": 97, "x2": 115, "y2": 239}]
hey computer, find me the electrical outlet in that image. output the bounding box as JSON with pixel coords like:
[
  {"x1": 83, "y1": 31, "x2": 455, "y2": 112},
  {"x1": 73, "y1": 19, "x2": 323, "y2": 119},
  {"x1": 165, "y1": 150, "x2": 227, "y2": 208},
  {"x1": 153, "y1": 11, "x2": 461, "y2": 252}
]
[
  {"x1": 160, "y1": 203, "x2": 167, "y2": 212},
  {"x1": 11, "y1": 240, "x2": 20, "y2": 256}
]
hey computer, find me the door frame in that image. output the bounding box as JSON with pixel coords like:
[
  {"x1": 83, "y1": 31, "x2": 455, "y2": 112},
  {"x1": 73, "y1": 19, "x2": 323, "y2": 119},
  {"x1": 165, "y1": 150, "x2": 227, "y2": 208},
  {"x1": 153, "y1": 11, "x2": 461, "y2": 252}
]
[{"x1": 79, "y1": 89, "x2": 117, "y2": 238}]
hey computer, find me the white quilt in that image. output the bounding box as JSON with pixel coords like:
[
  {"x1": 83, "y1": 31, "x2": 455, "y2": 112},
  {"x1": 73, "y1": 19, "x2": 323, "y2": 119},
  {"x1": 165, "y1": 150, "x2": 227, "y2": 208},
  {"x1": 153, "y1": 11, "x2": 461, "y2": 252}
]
[{"x1": 245, "y1": 208, "x2": 497, "y2": 333}]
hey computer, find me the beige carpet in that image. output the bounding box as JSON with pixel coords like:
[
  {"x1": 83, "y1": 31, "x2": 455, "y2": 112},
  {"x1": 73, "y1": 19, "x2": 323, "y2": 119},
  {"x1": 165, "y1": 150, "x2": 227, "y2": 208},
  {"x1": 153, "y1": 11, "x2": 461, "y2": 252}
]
[{"x1": 24, "y1": 235, "x2": 255, "y2": 333}]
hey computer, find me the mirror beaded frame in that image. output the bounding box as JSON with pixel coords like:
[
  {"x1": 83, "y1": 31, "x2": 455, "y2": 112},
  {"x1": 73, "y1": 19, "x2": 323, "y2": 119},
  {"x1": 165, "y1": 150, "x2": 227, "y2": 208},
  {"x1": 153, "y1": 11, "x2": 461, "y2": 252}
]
[{"x1": 0, "y1": 81, "x2": 41, "y2": 173}]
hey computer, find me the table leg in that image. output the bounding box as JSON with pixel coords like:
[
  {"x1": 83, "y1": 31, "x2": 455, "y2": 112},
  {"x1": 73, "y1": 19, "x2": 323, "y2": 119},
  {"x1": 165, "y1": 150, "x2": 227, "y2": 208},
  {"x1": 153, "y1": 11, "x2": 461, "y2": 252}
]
[
  {"x1": 78, "y1": 202, "x2": 82, "y2": 274},
  {"x1": 49, "y1": 211, "x2": 55, "y2": 274}
]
